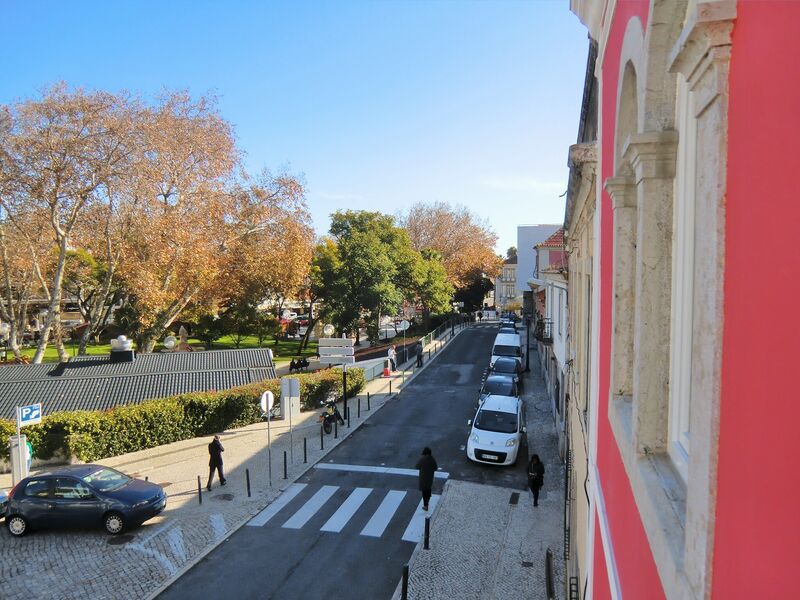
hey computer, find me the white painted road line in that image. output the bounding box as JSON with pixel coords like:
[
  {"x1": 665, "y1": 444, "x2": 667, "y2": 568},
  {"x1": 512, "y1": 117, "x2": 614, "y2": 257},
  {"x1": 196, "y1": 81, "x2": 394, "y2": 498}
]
[
  {"x1": 401, "y1": 495, "x2": 441, "y2": 542},
  {"x1": 314, "y1": 463, "x2": 449, "y2": 479},
  {"x1": 361, "y1": 490, "x2": 407, "y2": 538},
  {"x1": 320, "y1": 487, "x2": 372, "y2": 533},
  {"x1": 247, "y1": 483, "x2": 307, "y2": 527},
  {"x1": 283, "y1": 485, "x2": 339, "y2": 529}
]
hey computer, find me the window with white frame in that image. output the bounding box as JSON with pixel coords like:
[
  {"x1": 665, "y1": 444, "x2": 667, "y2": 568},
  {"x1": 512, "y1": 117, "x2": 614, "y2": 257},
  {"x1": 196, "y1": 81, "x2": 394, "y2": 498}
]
[{"x1": 668, "y1": 75, "x2": 696, "y2": 481}]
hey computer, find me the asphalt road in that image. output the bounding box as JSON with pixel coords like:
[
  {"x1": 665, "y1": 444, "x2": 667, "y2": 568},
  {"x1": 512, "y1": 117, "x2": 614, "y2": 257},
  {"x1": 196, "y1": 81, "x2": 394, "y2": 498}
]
[{"x1": 158, "y1": 325, "x2": 528, "y2": 600}]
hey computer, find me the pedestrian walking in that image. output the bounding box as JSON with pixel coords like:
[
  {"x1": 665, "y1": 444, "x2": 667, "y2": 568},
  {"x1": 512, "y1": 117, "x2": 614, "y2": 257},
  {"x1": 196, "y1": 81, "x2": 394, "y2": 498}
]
[
  {"x1": 415, "y1": 447, "x2": 438, "y2": 511},
  {"x1": 388, "y1": 344, "x2": 397, "y2": 371},
  {"x1": 478, "y1": 310, "x2": 483, "y2": 322},
  {"x1": 527, "y1": 454, "x2": 545, "y2": 507},
  {"x1": 415, "y1": 340, "x2": 424, "y2": 368},
  {"x1": 207, "y1": 434, "x2": 227, "y2": 491},
  {"x1": 26, "y1": 439, "x2": 33, "y2": 473}
]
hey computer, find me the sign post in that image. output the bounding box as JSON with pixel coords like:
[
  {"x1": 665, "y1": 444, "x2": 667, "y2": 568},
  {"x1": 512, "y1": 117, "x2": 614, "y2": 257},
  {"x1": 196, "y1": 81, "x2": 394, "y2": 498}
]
[
  {"x1": 13, "y1": 403, "x2": 42, "y2": 485},
  {"x1": 318, "y1": 338, "x2": 355, "y2": 417},
  {"x1": 260, "y1": 391, "x2": 274, "y2": 486}
]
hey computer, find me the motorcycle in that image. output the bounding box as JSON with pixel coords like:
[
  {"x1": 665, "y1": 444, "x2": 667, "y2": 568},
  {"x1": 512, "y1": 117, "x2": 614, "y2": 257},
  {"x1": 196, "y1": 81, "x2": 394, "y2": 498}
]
[{"x1": 319, "y1": 400, "x2": 344, "y2": 434}]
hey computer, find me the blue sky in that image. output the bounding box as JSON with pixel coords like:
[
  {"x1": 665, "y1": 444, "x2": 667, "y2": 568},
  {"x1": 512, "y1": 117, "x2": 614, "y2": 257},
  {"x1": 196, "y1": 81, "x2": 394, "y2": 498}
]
[{"x1": 1, "y1": 0, "x2": 588, "y2": 253}]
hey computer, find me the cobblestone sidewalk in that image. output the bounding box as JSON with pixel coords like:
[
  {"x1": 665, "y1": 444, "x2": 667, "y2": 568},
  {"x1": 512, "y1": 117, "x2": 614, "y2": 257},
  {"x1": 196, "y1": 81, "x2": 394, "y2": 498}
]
[{"x1": 396, "y1": 347, "x2": 566, "y2": 599}]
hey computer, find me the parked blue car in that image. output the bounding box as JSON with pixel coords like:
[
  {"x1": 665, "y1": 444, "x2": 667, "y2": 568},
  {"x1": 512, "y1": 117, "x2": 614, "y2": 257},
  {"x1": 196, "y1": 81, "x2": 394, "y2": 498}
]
[{"x1": 5, "y1": 464, "x2": 166, "y2": 537}]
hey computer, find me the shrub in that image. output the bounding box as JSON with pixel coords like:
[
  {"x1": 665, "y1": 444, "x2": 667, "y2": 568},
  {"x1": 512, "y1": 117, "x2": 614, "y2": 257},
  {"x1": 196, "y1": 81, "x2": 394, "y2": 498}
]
[{"x1": 0, "y1": 368, "x2": 364, "y2": 463}]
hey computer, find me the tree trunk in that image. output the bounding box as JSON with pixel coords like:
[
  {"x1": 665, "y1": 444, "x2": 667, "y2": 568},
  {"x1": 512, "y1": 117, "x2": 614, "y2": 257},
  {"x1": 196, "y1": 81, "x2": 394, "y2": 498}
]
[
  {"x1": 136, "y1": 292, "x2": 195, "y2": 353},
  {"x1": 32, "y1": 237, "x2": 69, "y2": 364}
]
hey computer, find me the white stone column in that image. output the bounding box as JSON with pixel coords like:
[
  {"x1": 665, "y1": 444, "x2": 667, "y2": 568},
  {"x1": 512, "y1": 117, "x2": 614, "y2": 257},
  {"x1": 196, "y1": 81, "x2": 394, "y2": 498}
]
[{"x1": 623, "y1": 131, "x2": 678, "y2": 454}]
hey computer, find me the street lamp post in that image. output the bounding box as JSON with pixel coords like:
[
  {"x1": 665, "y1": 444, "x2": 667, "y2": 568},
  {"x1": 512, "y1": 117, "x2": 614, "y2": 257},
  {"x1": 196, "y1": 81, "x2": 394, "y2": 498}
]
[{"x1": 525, "y1": 316, "x2": 531, "y2": 372}]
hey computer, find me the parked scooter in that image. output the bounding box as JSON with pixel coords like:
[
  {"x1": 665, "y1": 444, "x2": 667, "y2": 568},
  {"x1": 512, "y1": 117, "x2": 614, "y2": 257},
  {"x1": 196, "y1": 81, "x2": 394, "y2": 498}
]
[{"x1": 319, "y1": 399, "x2": 344, "y2": 434}]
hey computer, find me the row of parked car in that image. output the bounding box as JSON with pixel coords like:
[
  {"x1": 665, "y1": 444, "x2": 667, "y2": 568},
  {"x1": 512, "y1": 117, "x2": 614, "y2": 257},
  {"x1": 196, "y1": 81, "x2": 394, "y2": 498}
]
[{"x1": 466, "y1": 315, "x2": 526, "y2": 466}]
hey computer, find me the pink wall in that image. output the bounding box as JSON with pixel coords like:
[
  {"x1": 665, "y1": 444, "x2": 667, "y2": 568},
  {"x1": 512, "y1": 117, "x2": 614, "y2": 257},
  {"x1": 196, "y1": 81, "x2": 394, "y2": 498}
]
[
  {"x1": 593, "y1": 513, "x2": 612, "y2": 600},
  {"x1": 713, "y1": 2, "x2": 800, "y2": 596},
  {"x1": 594, "y1": 1, "x2": 666, "y2": 598}
]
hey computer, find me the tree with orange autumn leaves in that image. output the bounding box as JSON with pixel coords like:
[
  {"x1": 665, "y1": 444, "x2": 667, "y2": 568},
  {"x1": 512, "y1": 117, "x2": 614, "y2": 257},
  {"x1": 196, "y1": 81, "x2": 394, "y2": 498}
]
[
  {"x1": 0, "y1": 85, "x2": 313, "y2": 360},
  {"x1": 399, "y1": 201, "x2": 502, "y2": 289}
]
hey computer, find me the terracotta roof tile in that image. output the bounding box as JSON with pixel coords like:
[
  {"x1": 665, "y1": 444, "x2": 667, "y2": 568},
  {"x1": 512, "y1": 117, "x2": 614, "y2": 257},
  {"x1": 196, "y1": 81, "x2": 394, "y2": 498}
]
[{"x1": 536, "y1": 228, "x2": 565, "y2": 248}]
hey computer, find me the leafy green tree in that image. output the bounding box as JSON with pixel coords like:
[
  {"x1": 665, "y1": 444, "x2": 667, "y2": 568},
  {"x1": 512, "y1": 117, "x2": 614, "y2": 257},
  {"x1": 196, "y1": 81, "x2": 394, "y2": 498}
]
[
  {"x1": 410, "y1": 249, "x2": 454, "y2": 328},
  {"x1": 193, "y1": 314, "x2": 227, "y2": 350},
  {"x1": 454, "y1": 270, "x2": 495, "y2": 312}
]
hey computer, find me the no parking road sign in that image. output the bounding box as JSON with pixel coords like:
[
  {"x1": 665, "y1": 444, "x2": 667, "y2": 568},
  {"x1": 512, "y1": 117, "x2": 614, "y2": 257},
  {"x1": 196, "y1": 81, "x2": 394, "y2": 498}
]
[{"x1": 17, "y1": 403, "x2": 42, "y2": 427}]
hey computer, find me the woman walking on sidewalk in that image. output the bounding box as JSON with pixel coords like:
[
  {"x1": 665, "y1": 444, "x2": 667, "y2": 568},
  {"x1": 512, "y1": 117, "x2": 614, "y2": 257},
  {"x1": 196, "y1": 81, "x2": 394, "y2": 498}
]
[
  {"x1": 527, "y1": 454, "x2": 545, "y2": 507},
  {"x1": 416, "y1": 447, "x2": 438, "y2": 511}
]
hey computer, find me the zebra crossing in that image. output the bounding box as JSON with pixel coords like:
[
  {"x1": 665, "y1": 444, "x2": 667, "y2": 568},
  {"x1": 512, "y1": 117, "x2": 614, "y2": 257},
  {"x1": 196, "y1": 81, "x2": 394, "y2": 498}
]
[{"x1": 247, "y1": 483, "x2": 440, "y2": 542}]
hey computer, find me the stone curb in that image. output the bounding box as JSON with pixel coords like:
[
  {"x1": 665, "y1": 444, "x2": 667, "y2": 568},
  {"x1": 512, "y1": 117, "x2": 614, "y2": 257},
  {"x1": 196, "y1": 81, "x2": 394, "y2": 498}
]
[{"x1": 144, "y1": 324, "x2": 471, "y2": 600}]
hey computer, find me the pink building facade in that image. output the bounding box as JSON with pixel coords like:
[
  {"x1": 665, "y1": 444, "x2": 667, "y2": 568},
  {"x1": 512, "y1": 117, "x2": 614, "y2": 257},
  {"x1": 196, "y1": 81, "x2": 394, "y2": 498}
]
[{"x1": 567, "y1": 1, "x2": 800, "y2": 598}]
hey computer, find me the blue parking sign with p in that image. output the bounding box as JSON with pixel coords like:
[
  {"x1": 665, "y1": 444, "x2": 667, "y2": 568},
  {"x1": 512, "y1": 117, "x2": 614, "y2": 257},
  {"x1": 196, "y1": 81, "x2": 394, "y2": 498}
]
[{"x1": 18, "y1": 403, "x2": 42, "y2": 427}]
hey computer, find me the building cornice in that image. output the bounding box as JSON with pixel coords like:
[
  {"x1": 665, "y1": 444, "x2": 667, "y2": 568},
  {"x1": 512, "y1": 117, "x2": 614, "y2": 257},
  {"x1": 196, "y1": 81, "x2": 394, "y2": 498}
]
[{"x1": 622, "y1": 131, "x2": 678, "y2": 184}]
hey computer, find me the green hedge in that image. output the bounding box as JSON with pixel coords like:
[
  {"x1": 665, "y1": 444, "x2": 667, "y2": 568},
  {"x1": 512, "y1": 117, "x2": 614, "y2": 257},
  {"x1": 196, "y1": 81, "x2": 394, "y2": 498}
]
[{"x1": 1, "y1": 368, "x2": 364, "y2": 464}]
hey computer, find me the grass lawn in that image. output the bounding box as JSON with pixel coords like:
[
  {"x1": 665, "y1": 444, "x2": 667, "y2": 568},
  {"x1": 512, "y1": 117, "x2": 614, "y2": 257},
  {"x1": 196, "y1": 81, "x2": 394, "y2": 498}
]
[{"x1": 12, "y1": 335, "x2": 318, "y2": 365}]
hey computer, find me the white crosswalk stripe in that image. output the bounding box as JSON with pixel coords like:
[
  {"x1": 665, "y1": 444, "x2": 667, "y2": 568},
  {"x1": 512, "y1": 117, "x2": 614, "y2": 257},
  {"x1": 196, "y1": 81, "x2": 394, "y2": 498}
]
[
  {"x1": 401, "y1": 496, "x2": 441, "y2": 542},
  {"x1": 283, "y1": 485, "x2": 339, "y2": 529},
  {"x1": 360, "y1": 490, "x2": 406, "y2": 538},
  {"x1": 320, "y1": 487, "x2": 372, "y2": 532},
  {"x1": 247, "y1": 483, "x2": 439, "y2": 542}
]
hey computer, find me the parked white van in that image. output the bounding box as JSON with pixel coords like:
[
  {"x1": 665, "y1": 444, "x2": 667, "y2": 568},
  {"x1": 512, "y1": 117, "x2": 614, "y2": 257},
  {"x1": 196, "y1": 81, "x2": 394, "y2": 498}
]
[
  {"x1": 490, "y1": 332, "x2": 522, "y2": 367},
  {"x1": 466, "y1": 394, "x2": 526, "y2": 466}
]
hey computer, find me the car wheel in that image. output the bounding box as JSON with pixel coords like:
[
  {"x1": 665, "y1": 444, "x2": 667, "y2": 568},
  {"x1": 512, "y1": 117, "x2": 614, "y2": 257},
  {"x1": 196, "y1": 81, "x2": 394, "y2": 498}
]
[
  {"x1": 7, "y1": 515, "x2": 28, "y2": 537},
  {"x1": 104, "y1": 512, "x2": 125, "y2": 535}
]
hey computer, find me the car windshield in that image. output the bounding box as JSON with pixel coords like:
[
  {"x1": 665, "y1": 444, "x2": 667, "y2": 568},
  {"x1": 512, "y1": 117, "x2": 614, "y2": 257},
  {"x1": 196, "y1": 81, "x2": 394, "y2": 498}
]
[
  {"x1": 493, "y1": 360, "x2": 517, "y2": 374},
  {"x1": 494, "y1": 345, "x2": 520, "y2": 357},
  {"x1": 475, "y1": 409, "x2": 518, "y2": 434},
  {"x1": 81, "y1": 467, "x2": 131, "y2": 492},
  {"x1": 482, "y1": 379, "x2": 515, "y2": 396},
  {"x1": 498, "y1": 328, "x2": 516, "y2": 334}
]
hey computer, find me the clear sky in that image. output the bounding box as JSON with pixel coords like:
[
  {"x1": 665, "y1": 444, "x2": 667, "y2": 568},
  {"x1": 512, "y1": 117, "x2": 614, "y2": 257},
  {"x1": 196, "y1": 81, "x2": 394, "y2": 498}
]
[{"x1": 1, "y1": 0, "x2": 588, "y2": 253}]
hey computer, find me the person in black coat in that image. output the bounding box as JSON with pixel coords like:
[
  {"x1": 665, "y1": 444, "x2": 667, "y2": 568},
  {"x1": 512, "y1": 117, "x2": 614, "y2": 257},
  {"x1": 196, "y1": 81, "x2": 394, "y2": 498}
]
[
  {"x1": 207, "y1": 435, "x2": 227, "y2": 491},
  {"x1": 415, "y1": 340, "x2": 424, "y2": 368},
  {"x1": 415, "y1": 447, "x2": 438, "y2": 511},
  {"x1": 527, "y1": 454, "x2": 545, "y2": 507}
]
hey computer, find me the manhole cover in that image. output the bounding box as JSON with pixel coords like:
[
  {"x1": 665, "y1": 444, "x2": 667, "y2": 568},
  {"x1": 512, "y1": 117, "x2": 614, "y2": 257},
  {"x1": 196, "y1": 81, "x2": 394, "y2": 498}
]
[
  {"x1": 509, "y1": 492, "x2": 520, "y2": 505},
  {"x1": 521, "y1": 561, "x2": 533, "y2": 568},
  {"x1": 212, "y1": 493, "x2": 235, "y2": 501},
  {"x1": 107, "y1": 534, "x2": 136, "y2": 546}
]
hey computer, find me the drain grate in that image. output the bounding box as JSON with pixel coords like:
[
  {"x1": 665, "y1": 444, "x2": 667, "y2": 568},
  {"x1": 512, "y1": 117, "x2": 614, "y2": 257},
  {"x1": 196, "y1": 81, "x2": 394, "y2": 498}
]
[
  {"x1": 509, "y1": 492, "x2": 520, "y2": 505},
  {"x1": 107, "y1": 534, "x2": 136, "y2": 546}
]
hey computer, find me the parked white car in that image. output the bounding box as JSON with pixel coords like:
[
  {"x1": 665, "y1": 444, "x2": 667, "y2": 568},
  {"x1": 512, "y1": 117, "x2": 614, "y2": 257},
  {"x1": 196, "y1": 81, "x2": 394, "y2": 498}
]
[{"x1": 466, "y1": 394, "x2": 525, "y2": 466}]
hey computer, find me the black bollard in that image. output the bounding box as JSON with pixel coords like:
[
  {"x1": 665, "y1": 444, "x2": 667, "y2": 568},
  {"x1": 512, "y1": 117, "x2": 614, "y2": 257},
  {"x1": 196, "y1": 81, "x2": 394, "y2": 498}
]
[
  {"x1": 145, "y1": 476, "x2": 148, "y2": 482},
  {"x1": 303, "y1": 437, "x2": 308, "y2": 463},
  {"x1": 357, "y1": 396, "x2": 361, "y2": 419},
  {"x1": 246, "y1": 468, "x2": 251, "y2": 497},
  {"x1": 320, "y1": 425, "x2": 324, "y2": 450},
  {"x1": 197, "y1": 475, "x2": 202, "y2": 505},
  {"x1": 347, "y1": 407, "x2": 351, "y2": 428},
  {"x1": 424, "y1": 516, "x2": 430, "y2": 549},
  {"x1": 367, "y1": 391, "x2": 371, "y2": 411},
  {"x1": 334, "y1": 419, "x2": 338, "y2": 439},
  {"x1": 401, "y1": 564, "x2": 409, "y2": 600},
  {"x1": 283, "y1": 451, "x2": 288, "y2": 479},
  {"x1": 389, "y1": 380, "x2": 392, "y2": 395}
]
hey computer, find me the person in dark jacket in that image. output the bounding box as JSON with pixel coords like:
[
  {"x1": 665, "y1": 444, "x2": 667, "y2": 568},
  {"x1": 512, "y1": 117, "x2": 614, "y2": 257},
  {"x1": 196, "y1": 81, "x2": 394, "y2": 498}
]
[
  {"x1": 415, "y1": 447, "x2": 438, "y2": 511},
  {"x1": 415, "y1": 340, "x2": 424, "y2": 368},
  {"x1": 207, "y1": 435, "x2": 227, "y2": 491},
  {"x1": 527, "y1": 454, "x2": 545, "y2": 507}
]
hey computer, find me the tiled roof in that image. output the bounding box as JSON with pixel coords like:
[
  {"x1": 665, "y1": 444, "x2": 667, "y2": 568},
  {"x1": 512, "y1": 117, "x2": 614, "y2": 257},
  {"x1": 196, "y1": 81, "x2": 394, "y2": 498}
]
[
  {"x1": 0, "y1": 349, "x2": 276, "y2": 420},
  {"x1": 535, "y1": 228, "x2": 565, "y2": 248}
]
